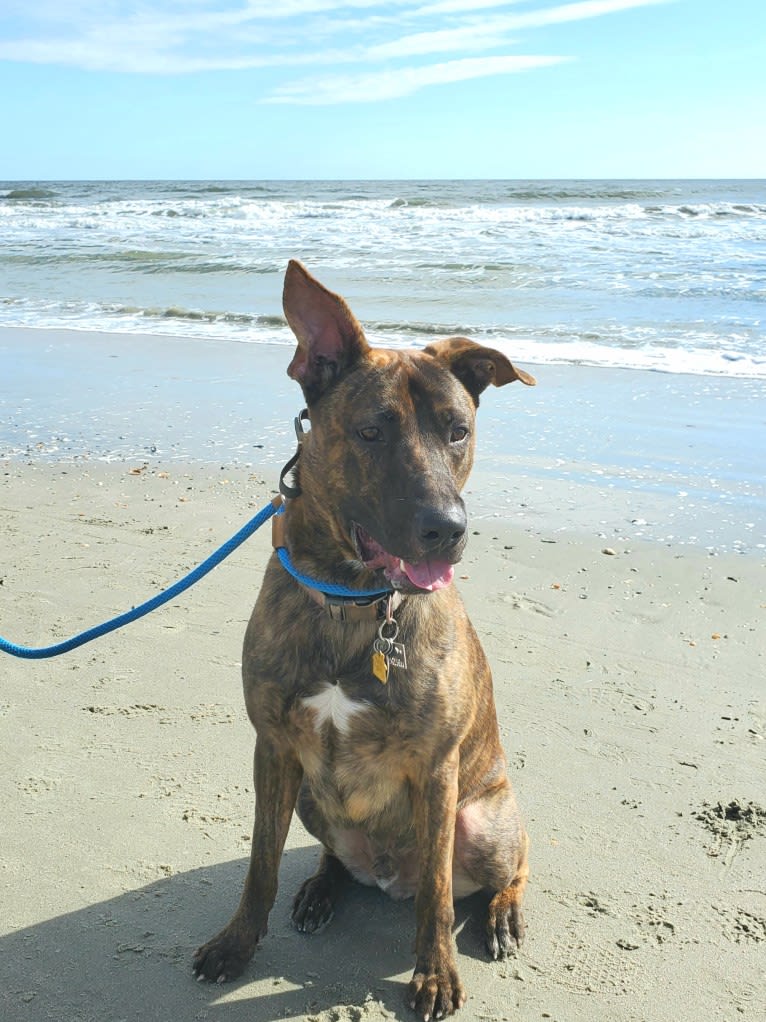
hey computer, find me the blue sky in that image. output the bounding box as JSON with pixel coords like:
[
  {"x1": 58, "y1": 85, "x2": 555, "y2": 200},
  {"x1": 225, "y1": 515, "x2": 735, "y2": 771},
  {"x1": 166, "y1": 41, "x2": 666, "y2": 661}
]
[{"x1": 0, "y1": 0, "x2": 763, "y2": 179}]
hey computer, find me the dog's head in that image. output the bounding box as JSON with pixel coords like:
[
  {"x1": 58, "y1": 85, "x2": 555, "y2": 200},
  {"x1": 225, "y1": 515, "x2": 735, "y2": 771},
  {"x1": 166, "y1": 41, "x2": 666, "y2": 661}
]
[{"x1": 282, "y1": 260, "x2": 535, "y2": 593}]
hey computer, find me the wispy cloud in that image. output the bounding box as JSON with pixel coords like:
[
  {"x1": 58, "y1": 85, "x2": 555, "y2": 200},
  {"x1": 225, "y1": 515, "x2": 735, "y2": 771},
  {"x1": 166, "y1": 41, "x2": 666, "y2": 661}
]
[
  {"x1": 367, "y1": 23, "x2": 520, "y2": 61},
  {"x1": 415, "y1": 0, "x2": 672, "y2": 28},
  {"x1": 0, "y1": 0, "x2": 671, "y2": 102},
  {"x1": 412, "y1": 0, "x2": 664, "y2": 14},
  {"x1": 267, "y1": 54, "x2": 569, "y2": 104}
]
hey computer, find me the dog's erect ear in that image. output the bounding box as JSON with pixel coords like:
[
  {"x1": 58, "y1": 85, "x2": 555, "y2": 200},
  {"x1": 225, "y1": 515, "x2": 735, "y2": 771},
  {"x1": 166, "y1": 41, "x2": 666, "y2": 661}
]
[
  {"x1": 424, "y1": 336, "x2": 536, "y2": 405},
  {"x1": 283, "y1": 260, "x2": 370, "y2": 403}
]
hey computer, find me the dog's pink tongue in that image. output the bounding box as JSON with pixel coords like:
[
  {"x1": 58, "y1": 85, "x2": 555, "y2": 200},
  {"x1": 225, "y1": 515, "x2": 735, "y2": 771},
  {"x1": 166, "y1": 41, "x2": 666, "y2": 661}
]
[{"x1": 401, "y1": 559, "x2": 455, "y2": 592}]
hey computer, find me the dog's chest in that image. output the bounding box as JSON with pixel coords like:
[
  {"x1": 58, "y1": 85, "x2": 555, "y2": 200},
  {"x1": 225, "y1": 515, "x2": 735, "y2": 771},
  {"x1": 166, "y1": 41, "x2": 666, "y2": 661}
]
[
  {"x1": 289, "y1": 680, "x2": 412, "y2": 823},
  {"x1": 300, "y1": 681, "x2": 370, "y2": 735}
]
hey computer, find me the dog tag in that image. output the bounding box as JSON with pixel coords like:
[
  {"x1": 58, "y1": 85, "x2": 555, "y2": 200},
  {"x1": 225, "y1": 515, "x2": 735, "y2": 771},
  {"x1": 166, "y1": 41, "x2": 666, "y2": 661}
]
[
  {"x1": 372, "y1": 636, "x2": 392, "y2": 683},
  {"x1": 372, "y1": 649, "x2": 389, "y2": 684},
  {"x1": 388, "y1": 641, "x2": 407, "y2": 671}
]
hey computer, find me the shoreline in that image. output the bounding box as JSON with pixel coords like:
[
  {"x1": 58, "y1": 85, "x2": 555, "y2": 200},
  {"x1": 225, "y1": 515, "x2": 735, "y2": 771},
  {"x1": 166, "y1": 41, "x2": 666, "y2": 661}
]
[
  {"x1": 2, "y1": 325, "x2": 765, "y2": 555},
  {"x1": 1, "y1": 459, "x2": 764, "y2": 1022}
]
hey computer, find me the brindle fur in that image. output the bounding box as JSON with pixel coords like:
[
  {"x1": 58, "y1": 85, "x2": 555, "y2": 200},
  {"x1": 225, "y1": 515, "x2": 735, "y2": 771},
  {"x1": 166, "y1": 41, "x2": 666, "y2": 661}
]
[{"x1": 193, "y1": 261, "x2": 533, "y2": 1020}]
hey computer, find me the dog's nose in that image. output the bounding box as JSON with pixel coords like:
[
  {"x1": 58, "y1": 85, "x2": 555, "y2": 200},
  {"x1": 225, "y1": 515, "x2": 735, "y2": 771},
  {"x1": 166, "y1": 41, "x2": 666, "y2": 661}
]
[{"x1": 415, "y1": 504, "x2": 467, "y2": 551}]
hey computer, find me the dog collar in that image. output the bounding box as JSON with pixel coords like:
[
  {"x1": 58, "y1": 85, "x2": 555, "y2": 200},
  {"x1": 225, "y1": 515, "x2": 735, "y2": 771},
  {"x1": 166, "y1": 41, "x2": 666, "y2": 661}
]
[
  {"x1": 298, "y1": 584, "x2": 402, "y2": 623},
  {"x1": 271, "y1": 499, "x2": 401, "y2": 623}
]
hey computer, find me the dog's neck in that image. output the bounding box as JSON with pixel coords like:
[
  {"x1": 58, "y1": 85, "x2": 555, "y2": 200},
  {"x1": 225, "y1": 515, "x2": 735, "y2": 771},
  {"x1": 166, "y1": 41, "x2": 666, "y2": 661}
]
[{"x1": 271, "y1": 498, "x2": 402, "y2": 623}]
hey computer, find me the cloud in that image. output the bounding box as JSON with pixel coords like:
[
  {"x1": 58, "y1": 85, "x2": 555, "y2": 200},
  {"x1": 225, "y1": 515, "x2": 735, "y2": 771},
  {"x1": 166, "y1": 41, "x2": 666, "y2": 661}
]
[
  {"x1": 369, "y1": 0, "x2": 670, "y2": 61},
  {"x1": 0, "y1": 0, "x2": 671, "y2": 99},
  {"x1": 266, "y1": 53, "x2": 569, "y2": 104},
  {"x1": 412, "y1": 0, "x2": 666, "y2": 14},
  {"x1": 367, "y1": 23, "x2": 520, "y2": 61}
]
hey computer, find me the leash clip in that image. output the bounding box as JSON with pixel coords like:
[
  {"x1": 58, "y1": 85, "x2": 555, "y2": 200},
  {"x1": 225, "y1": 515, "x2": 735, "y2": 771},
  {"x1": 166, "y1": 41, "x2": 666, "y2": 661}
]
[
  {"x1": 294, "y1": 408, "x2": 310, "y2": 443},
  {"x1": 279, "y1": 408, "x2": 310, "y2": 499}
]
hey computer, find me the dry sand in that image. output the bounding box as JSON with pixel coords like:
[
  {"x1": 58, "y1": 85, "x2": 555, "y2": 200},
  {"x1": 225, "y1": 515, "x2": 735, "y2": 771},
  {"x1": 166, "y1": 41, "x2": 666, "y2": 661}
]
[{"x1": 1, "y1": 458, "x2": 764, "y2": 1022}]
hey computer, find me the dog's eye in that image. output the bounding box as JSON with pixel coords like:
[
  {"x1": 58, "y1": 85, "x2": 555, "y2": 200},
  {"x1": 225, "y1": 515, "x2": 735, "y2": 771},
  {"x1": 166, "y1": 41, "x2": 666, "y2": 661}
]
[
  {"x1": 358, "y1": 426, "x2": 382, "y2": 442},
  {"x1": 450, "y1": 426, "x2": 469, "y2": 443}
]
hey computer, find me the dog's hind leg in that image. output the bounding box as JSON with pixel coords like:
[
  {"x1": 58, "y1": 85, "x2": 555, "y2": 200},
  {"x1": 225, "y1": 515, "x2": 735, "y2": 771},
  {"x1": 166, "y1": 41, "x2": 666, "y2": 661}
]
[
  {"x1": 454, "y1": 783, "x2": 529, "y2": 958},
  {"x1": 292, "y1": 850, "x2": 352, "y2": 933},
  {"x1": 485, "y1": 831, "x2": 529, "y2": 958}
]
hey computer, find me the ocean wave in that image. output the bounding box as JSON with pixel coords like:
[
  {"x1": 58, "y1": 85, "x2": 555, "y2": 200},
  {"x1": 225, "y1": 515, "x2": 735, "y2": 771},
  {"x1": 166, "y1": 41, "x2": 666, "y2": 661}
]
[
  {"x1": 123, "y1": 305, "x2": 286, "y2": 328},
  {"x1": 1, "y1": 297, "x2": 763, "y2": 380},
  {"x1": 1, "y1": 179, "x2": 763, "y2": 382},
  {"x1": 368, "y1": 319, "x2": 480, "y2": 337},
  {"x1": 0, "y1": 248, "x2": 282, "y2": 276},
  {"x1": 500, "y1": 185, "x2": 669, "y2": 202},
  {"x1": 2, "y1": 187, "x2": 59, "y2": 200},
  {"x1": 389, "y1": 196, "x2": 454, "y2": 209},
  {"x1": 3, "y1": 189, "x2": 764, "y2": 239},
  {"x1": 494, "y1": 336, "x2": 766, "y2": 379},
  {"x1": 673, "y1": 202, "x2": 766, "y2": 219},
  {"x1": 498, "y1": 201, "x2": 766, "y2": 224}
]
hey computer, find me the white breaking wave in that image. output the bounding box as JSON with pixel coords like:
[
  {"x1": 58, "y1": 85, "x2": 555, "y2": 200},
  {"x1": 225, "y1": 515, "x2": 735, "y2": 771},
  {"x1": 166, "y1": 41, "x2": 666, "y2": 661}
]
[{"x1": 1, "y1": 179, "x2": 764, "y2": 379}]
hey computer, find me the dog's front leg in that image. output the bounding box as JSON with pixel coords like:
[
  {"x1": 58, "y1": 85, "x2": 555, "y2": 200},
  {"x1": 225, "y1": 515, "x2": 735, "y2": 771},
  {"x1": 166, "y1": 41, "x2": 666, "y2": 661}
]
[
  {"x1": 193, "y1": 734, "x2": 303, "y2": 983},
  {"x1": 408, "y1": 748, "x2": 466, "y2": 1021}
]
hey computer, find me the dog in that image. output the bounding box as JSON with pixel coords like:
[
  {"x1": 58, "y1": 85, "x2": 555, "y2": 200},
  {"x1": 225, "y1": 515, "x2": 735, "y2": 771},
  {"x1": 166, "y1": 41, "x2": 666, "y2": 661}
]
[{"x1": 193, "y1": 261, "x2": 535, "y2": 1020}]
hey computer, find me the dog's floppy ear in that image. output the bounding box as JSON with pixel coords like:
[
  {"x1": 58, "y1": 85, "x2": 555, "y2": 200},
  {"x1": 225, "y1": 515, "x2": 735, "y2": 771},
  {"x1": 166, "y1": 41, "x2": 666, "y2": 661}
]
[
  {"x1": 283, "y1": 260, "x2": 370, "y2": 404},
  {"x1": 425, "y1": 336, "x2": 536, "y2": 405}
]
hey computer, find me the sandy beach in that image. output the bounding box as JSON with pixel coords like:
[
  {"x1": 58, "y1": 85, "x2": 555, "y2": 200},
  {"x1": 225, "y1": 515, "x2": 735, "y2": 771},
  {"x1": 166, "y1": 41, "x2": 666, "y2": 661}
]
[{"x1": 1, "y1": 328, "x2": 765, "y2": 1022}]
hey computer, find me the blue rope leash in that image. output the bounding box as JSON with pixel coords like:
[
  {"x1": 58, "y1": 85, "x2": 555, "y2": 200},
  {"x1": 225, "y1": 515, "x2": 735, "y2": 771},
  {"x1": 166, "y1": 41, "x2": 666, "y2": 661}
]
[
  {"x1": 0, "y1": 499, "x2": 389, "y2": 661},
  {"x1": 0, "y1": 498, "x2": 281, "y2": 660}
]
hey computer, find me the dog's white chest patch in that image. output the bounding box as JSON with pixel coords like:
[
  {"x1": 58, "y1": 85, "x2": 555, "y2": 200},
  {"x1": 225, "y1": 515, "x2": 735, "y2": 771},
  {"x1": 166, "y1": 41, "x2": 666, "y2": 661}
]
[{"x1": 302, "y1": 683, "x2": 368, "y2": 735}]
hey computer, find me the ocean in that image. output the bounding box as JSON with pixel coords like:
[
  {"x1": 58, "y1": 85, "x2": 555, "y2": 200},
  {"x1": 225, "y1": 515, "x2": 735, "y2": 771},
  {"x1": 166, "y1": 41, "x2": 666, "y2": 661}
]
[{"x1": 1, "y1": 179, "x2": 764, "y2": 379}]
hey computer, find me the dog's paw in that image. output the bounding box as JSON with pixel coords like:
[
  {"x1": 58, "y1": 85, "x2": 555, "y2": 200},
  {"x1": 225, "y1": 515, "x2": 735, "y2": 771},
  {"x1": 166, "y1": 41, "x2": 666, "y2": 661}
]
[
  {"x1": 292, "y1": 875, "x2": 336, "y2": 934},
  {"x1": 192, "y1": 927, "x2": 258, "y2": 983},
  {"x1": 486, "y1": 889, "x2": 526, "y2": 959},
  {"x1": 408, "y1": 963, "x2": 466, "y2": 1021}
]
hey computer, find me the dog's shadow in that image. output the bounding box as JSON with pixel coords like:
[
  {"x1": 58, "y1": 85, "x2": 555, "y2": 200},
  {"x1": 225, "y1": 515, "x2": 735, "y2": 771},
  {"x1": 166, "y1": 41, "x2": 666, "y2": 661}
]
[{"x1": 0, "y1": 844, "x2": 497, "y2": 1022}]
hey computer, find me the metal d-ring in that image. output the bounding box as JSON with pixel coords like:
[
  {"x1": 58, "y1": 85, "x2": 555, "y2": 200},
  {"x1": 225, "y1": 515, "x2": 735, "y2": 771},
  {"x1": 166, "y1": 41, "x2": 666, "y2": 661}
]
[{"x1": 377, "y1": 618, "x2": 399, "y2": 643}]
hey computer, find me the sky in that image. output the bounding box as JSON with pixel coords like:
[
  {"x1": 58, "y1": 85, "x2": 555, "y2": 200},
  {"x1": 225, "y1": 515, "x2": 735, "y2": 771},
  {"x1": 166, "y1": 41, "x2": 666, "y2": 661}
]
[{"x1": 0, "y1": 0, "x2": 763, "y2": 179}]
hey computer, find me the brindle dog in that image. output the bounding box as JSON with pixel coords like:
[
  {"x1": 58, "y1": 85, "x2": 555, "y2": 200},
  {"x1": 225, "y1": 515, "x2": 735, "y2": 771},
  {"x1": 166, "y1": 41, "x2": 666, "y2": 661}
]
[{"x1": 193, "y1": 261, "x2": 535, "y2": 1020}]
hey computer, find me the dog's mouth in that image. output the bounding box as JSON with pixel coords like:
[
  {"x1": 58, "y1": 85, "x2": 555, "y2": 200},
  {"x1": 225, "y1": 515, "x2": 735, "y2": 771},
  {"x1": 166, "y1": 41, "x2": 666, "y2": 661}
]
[{"x1": 353, "y1": 524, "x2": 456, "y2": 593}]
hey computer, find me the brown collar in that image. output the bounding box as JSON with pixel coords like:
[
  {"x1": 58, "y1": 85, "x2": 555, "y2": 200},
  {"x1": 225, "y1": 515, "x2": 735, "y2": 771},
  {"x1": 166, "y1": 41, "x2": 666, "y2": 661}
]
[{"x1": 300, "y1": 586, "x2": 403, "y2": 623}]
